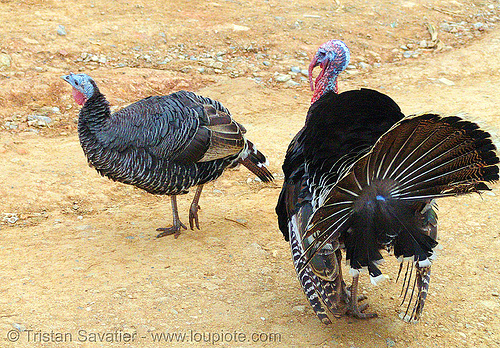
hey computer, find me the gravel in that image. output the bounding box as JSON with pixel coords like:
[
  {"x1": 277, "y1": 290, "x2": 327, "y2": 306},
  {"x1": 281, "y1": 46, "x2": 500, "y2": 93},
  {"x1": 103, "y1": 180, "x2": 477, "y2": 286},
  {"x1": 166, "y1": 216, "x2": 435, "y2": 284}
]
[
  {"x1": 0, "y1": 53, "x2": 11, "y2": 70},
  {"x1": 275, "y1": 73, "x2": 291, "y2": 82},
  {"x1": 57, "y1": 24, "x2": 67, "y2": 36},
  {"x1": 27, "y1": 115, "x2": 53, "y2": 127}
]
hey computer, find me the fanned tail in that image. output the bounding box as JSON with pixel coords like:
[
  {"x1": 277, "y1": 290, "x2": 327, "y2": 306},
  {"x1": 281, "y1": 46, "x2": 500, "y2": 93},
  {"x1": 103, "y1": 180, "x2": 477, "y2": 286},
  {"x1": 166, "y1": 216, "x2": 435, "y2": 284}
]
[
  {"x1": 303, "y1": 113, "x2": 499, "y2": 320},
  {"x1": 238, "y1": 140, "x2": 274, "y2": 182}
]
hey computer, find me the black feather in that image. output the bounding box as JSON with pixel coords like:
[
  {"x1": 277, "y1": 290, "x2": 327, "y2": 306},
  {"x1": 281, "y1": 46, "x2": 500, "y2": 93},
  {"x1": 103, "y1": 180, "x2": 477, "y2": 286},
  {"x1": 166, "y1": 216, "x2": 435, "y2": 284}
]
[
  {"x1": 66, "y1": 74, "x2": 273, "y2": 233},
  {"x1": 277, "y1": 88, "x2": 499, "y2": 323}
]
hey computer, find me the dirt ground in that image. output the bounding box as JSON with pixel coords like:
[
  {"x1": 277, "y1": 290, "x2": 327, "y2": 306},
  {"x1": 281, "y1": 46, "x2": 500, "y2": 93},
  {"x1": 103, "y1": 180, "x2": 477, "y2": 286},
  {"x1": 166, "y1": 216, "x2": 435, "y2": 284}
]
[{"x1": 1, "y1": 0, "x2": 500, "y2": 347}]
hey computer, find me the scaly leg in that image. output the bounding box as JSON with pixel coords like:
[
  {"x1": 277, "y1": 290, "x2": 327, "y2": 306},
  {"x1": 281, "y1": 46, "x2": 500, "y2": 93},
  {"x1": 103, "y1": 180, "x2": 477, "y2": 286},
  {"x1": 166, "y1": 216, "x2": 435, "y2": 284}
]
[
  {"x1": 156, "y1": 196, "x2": 187, "y2": 239},
  {"x1": 347, "y1": 274, "x2": 377, "y2": 319},
  {"x1": 189, "y1": 185, "x2": 203, "y2": 230}
]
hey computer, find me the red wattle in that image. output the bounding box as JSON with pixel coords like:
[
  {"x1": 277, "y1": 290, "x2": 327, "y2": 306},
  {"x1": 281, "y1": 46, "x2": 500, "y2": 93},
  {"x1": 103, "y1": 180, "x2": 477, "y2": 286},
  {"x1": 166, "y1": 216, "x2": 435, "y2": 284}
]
[{"x1": 72, "y1": 87, "x2": 87, "y2": 106}]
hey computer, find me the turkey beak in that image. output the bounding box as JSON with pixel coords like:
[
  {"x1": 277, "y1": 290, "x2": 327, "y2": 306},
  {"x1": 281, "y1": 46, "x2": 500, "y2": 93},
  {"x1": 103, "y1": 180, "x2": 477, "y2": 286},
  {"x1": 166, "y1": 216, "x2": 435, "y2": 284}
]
[
  {"x1": 308, "y1": 56, "x2": 320, "y2": 91},
  {"x1": 61, "y1": 73, "x2": 75, "y2": 84}
]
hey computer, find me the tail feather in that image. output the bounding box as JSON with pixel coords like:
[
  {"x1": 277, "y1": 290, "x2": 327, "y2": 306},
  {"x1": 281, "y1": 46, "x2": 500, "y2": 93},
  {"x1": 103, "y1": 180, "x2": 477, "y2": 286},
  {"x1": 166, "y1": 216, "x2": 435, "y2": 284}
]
[
  {"x1": 238, "y1": 140, "x2": 274, "y2": 182},
  {"x1": 362, "y1": 115, "x2": 499, "y2": 198},
  {"x1": 300, "y1": 113, "x2": 499, "y2": 320},
  {"x1": 289, "y1": 213, "x2": 347, "y2": 324},
  {"x1": 306, "y1": 114, "x2": 498, "y2": 266}
]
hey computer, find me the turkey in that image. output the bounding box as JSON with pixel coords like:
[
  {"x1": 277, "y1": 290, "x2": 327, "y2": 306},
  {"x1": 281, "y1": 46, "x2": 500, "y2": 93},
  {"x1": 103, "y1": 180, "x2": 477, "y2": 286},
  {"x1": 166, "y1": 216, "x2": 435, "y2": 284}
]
[
  {"x1": 63, "y1": 73, "x2": 273, "y2": 238},
  {"x1": 276, "y1": 40, "x2": 499, "y2": 323}
]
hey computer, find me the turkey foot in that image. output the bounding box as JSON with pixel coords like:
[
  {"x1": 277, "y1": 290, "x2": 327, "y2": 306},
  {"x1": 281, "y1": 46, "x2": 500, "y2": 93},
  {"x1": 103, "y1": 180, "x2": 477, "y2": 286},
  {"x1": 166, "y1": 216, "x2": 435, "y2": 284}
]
[
  {"x1": 156, "y1": 195, "x2": 187, "y2": 239},
  {"x1": 347, "y1": 275, "x2": 378, "y2": 319},
  {"x1": 156, "y1": 222, "x2": 187, "y2": 239},
  {"x1": 189, "y1": 185, "x2": 204, "y2": 230}
]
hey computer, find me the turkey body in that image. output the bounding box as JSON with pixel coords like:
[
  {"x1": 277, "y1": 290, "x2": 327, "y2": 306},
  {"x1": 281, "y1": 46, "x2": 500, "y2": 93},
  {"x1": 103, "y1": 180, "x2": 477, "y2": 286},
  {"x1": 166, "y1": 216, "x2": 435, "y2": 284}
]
[
  {"x1": 276, "y1": 88, "x2": 499, "y2": 323},
  {"x1": 79, "y1": 90, "x2": 250, "y2": 195},
  {"x1": 277, "y1": 89, "x2": 404, "y2": 238},
  {"x1": 64, "y1": 73, "x2": 273, "y2": 237}
]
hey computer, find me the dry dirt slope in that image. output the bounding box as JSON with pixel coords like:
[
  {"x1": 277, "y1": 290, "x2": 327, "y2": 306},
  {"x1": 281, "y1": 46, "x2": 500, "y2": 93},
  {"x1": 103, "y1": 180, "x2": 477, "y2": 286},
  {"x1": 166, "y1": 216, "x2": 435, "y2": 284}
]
[{"x1": 1, "y1": 3, "x2": 500, "y2": 348}]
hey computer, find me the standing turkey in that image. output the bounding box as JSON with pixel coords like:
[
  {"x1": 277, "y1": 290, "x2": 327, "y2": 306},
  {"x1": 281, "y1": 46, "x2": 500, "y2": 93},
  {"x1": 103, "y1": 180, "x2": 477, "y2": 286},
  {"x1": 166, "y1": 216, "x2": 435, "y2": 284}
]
[
  {"x1": 63, "y1": 73, "x2": 273, "y2": 238},
  {"x1": 276, "y1": 40, "x2": 499, "y2": 323}
]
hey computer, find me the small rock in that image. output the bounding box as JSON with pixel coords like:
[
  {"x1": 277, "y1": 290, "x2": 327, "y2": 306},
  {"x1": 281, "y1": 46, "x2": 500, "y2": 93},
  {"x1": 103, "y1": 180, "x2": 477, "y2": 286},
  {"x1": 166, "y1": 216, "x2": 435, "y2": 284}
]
[
  {"x1": 290, "y1": 66, "x2": 301, "y2": 73},
  {"x1": 231, "y1": 24, "x2": 249, "y2": 31},
  {"x1": 386, "y1": 338, "x2": 396, "y2": 347},
  {"x1": 441, "y1": 23, "x2": 452, "y2": 32},
  {"x1": 202, "y1": 283, "x2": 219, "y2": 291},
  {"x1": 403, "y1": 51, "x2": 413, "y2": 58},
  {"x1": 4, "y1": 121, "x2": 18, "y2": 130},
  {"x1": 212, "y1": 61, "x2": 223, "y2": 69},
  {"x1": 300, "y1": 69, "x2": 308, "y2": 76},
  {"x1": 275, "y1": 74, "x2": 291, "y2": 82},
  {"x1": 438, "y1": 77, "x2": 455, "y2": 86},
  {"x1": 474, "y1": 22, "x2": 484, "y2": 30},
  {"x1": 293, "y1": 305, "x2": 306, "y2": 313},
  {"x1": 3, "y1": 213, "x2": 19, "y2": 224},
  {"x1": 358, "y1": 62, "x2": 371, "y2": 69},
  {"x1": 23, "y1": 38, "x2": 40, "y2": 44},
  {"x1": 235, "y1": 218, "x2": 247, "y2": 225},
  {"x1": 262, "y1": 61, "x2": 271, "y2": 67},
  {"x1": 285, "y1": 80, "x2": 300, "y2": 87},
  {"x1": 27, "y1": 115, "x2": 53, "y2": 127},
  {"x1": 480, "y1": 300, "x2": 498, "y2": 310},
  {"x1": 247, "y1": 242, "x2": 266, "y2": 256},
  {"x1": 419, "y1": 40, "x2": 428, "y2": 48},
  {"x1": 12, "y1": 323, "x2": 26, "y2": 332},
  {"x1": 76, "y1": 224, "x2": 93, "y2": 231},
  {"x1": 57, "y1": 24, "x2": 67, "y2": 36},
  {"x1": 0, "y1": 53, "x2": 11, "y2": 71},
  {"x1": 491, "y1": 292, "x2": 499, "y2": 297}
]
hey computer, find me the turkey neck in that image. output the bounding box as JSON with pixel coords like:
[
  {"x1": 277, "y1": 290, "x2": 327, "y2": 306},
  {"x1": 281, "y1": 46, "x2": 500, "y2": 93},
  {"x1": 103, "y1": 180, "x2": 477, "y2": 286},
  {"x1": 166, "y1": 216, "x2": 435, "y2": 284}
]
[
  {"x1": 78, "y1": 90, "x2": 111, "y2": 133},
  {"x1": 78, "y1": 91, "x2": 111, "y2": 146},
  {"x1": 78, "y1": 89, "x2": 111, "y2": 165}
]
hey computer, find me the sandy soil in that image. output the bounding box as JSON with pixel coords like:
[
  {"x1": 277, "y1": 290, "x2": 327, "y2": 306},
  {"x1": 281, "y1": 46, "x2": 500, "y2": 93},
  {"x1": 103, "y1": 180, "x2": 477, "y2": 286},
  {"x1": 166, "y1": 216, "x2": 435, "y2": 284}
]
[{"x1": 0, "y1": 0, "x2": 500, "y2": 347}]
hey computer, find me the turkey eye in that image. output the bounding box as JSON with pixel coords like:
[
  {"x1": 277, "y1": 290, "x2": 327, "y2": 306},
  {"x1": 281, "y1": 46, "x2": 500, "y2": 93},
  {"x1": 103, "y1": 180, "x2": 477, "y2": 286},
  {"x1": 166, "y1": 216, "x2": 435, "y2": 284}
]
[{"x1": 75, "y1": 81, "x2": 79, "y2": 85}]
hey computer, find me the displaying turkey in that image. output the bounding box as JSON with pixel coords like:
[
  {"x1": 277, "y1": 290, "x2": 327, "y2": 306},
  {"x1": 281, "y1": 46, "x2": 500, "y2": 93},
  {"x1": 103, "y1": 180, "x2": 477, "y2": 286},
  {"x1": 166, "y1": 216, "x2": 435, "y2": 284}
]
[
  {"x1": 63, "y1": 73, "x2": 273, "y2": 238},
  {"x1": 276, "y1": 40, "x2": 499, "y2": 323}
]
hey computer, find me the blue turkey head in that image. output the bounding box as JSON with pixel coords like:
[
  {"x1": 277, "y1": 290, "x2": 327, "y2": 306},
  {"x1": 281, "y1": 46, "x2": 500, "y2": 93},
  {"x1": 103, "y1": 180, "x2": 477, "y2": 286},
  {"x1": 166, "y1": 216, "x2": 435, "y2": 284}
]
[{"x1": 62, "y1": 73, "x2": 97, "y2": 105}]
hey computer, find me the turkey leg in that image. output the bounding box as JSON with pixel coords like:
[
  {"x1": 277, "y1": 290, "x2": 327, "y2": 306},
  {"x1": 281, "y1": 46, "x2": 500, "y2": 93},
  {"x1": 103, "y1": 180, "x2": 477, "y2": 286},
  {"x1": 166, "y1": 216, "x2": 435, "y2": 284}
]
[
  {"x1": 156, "y1": 195, "x2": 187, "y2": 239},
  {"x1": 347, "y1": 274, "x2": 377, "y2": 319},
  {"x1": 189, "y1": 185, "x2": 203, "y2": 230}
]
